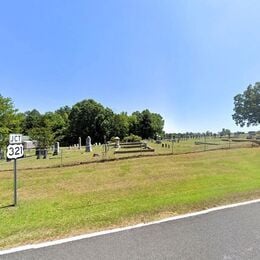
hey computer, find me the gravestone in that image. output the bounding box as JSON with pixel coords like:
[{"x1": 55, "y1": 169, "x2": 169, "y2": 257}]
[
  {"x1": 115, "y1": 137, "x2": 120, "y2": 148},
  {"x1": 53, "y1": 142, "x2": 60, "y2": 156},
  {"x1": 78, "y1": 137, "x2": 82, "y2": 149},
  {"x1": 43, "y1": 149, "x2": 48, "y2": 159},
  {"x1": 86, "y1": 136, "x2": 92, "y2": 152},
  {"x1": 36, "y1": 148, "x2": 40, "y2": 159},
  {"x1": 36, "y1": 148, "x2": 47, "y2": 159}
]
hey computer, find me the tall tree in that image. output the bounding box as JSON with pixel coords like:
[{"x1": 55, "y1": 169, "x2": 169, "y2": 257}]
[
  {"x1": 22, "y1": 109, "x2": 42, "y2": 134},
  {"x1": 111, "y1": 112, "x2": 129, "y2": 139},
  {"x1": 68, "y1": 99, "x2": 114, "y2": 143},
  {"x1": 233, "y1": 83, "x2": 260, "y2": 127},
  {"x1": 139, "y1": 109, "x2": 153, "y2": 139},
  {"x1": 43, "y1": 112, "x2": 67, "y2": 142},
  {"x1": 27, "y1": 113, "x2": 56, "y2": 148},
  {"x1": 55, "y1": 106, "x2": 71, "y2": 145},
  {"x1": 219, "y1": 128, "x2": 231, "y2": 137},
  {"x1": 28, "y1": 127, "x2": 54, "y2": 149},
  {"x1": 55, "y1": 106, "x2": 71, "y2": 124},
  {"x1": 130, "y1": 110, "x2": 164, "y2": 139},
  {"x1": 0, "y1": 95, "x2": 22, "y2": 148},
  {"x1": 151, "y1": 112, "x2": 164, "y2": 138},
  {"x1": 130, "y1": 111, "x2": 142, "y2": 136}
]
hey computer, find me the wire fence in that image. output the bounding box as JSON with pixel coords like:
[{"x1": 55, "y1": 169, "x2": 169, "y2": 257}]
[{"x1": 0, "y1": 137, "x2": 258, "y2": 172}]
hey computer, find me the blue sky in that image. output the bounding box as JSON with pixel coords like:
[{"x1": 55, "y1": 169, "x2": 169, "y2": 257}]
[{"x1": 0, "y1": 0, "x2": 259, "y2": 133}]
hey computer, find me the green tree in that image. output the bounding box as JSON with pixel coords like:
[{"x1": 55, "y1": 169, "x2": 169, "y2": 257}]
[
  {"x1": 54, "y1": 106, "x2": 71, "y2": 145},
  {"x1": 24, "y1": 112, "x2": 59, "y2": 148},
  {"x1": 28, "y1": 127, "x2": 54, "y2": 149},
  {"x1": 139, "y1": 109, "x2": 153, "y2": 139},
  {"x1": 43, "y1": 112, "x2": 67, "y2": 142},
  {"x1": 151, "y1": 112, "x2": 164, "y2": 138},
  {"x1": 0, "y1": 95, "x2": 22, "y2": 148},
  {"x1": 233, "y1": 83, "x2": 260, "y2": 127},
  {"x1": 111, "y1": 112, "x2": 129, "y2": 139},
  {"x1": 55, "y1": 106, "x2": 71, "y2": 125},
  {"x1": 130, "y1": 112, "x2": 141, "y2": 136},
  {"x1": 130, "y1": 110, "x2": 164, "y2": 139},
  {"x1": 128, "y1": 114, "x2": 139, "y2": 135},
  {"x1": 219, "y1": 128, "x2": 231, "y2": 137},
  {"x1": 22, "y1": 109, "x2": 42, "y2": 134},
  {"x1": 68, "y1": 99, "x2": 114, "y2": 143}
]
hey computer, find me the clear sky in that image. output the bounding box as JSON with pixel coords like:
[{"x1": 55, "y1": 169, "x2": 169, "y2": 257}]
[{"x1": 0, "y1": 0, "x2": 259, "y2": 133}]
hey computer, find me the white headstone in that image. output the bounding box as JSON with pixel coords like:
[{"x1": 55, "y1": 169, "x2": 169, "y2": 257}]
[{"x1": 86, "y1": 136, "x2": 92, "y2": 152}]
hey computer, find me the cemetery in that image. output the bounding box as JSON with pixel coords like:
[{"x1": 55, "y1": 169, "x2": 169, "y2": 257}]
[
  {"x1": 0, "y1": 94, "x2": 259, "y2": 250},
  {"x1": 0, "y1": 133, "x2": 257, "y2": 172},
  {"x1": 0, "y1": 122, "x2": 259, "y2": 251}
]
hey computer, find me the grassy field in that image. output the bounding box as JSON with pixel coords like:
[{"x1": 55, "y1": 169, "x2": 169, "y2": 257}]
[{"x1": 0, "y1": 147, "x2": 260, "y2": 249}]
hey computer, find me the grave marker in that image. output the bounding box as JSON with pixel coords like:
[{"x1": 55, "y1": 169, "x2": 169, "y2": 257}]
[
  {"x1": 86, "y1": 136, "x2": 92, "y2": 152},
  {"x1": 79, "y1": 137, "x2": 82, "y2": 149}
]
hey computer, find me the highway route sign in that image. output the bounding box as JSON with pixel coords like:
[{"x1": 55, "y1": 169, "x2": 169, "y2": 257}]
[{"x1": 7, "y1": 144, "x2": 24, "y2": 159}]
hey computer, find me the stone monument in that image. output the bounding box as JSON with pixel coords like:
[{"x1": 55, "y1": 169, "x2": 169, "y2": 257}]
[
  {"x1": 114, "y1": 137, "x2": 120, "y2": 148},
  {"x1": 86, "y1": 136, "x2": 92, "y2": 152},
  {"x1": 53, "y1": 142, "x2": 60, "y2": 156},
  {"x1": 78, "y1": 137, "x2": 81, "y2": 149}
]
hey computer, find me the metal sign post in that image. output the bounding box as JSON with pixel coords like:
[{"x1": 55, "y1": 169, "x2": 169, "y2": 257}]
[{"x1": 14, "y1": 159, "x2": 17, "y2": 206}]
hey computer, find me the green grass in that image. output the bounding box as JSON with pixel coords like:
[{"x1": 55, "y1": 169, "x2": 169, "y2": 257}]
[
  {"x1": 0, "y1": 147, "x2": 259, "y2": 249},
  {"x1": 151, "y1": 137, "x2": 253, "y2": 154},
  {"x1": 0, "y1": 146, "x2": 108, "y2": 171}
]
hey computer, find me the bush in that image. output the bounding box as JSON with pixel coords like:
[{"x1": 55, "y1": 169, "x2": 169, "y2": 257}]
[{"x1": 123, "y1": 134, "x2": 142, "y2": 142}]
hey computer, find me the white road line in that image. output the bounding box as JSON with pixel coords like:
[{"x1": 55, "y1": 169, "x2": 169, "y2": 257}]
[{"x1": 1, "y1": 198, "x2": 260, "y2": 255}]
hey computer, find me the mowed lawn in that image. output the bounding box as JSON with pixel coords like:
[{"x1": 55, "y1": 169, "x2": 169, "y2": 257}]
[{"x1": 0, "y1": 148, "x2": 260, "y2": 249}]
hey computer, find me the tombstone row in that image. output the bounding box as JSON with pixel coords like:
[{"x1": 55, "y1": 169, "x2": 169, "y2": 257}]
[{"x1": 161, "y1": 143, "x2": 171, "y2": 149}]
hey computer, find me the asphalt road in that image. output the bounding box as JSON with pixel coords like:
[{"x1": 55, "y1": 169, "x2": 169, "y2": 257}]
[{"x1": 1, "y1": 202, "x2": 260, "y2": 260}]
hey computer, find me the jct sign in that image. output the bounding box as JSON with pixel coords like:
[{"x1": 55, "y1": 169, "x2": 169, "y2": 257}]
[
  {"x1": 9, "y1": 134, "x2": 23, "y2": 144},
  {"x1": 7, "y1": 133, "x2": 24, "y2": 206},
  {"x1": 7, "y1": 134, "x2": 24, "y2": 160}
]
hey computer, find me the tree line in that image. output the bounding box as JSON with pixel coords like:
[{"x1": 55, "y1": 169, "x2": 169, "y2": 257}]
[
  {"x1": 0, "y1": 97, "x2": 164, "y2": 148},
  {"x1": 1, "y1": 82, "x2": 259, "y2": 149}
]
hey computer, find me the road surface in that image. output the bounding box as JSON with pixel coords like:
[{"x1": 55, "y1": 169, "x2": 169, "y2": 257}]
[{"x1": 1, "y1": 201, "x2": 260, "y2": 259}]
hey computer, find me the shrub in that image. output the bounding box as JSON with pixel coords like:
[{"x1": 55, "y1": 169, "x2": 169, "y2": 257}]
[{"x1": 123, "y1": 134, "x2": 142, "y2": 142}]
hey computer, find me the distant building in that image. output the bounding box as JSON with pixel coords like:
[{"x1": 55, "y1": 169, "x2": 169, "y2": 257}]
[{"x1": 22, "y1": 136, "x2": 37, "y2": 149}]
